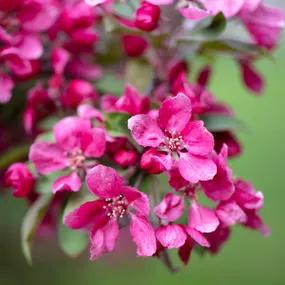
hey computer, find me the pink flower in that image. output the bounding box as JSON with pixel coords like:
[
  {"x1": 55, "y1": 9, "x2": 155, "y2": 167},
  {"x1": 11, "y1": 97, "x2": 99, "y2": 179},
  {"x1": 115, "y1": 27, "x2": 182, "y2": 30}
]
[
  {"x1": 240, "y1": 3, "x2": 285, "y2": 50},
  {"x1": 154, "y1": 193, "x2": 211, "y2": 249},
  {"x1": 102, "y1": 84, "x2": 150, "y2": 115},
  {"x1": 64, "y1": 165, "x2": 156, "y2": 259},
  {"x1": 29, "y1": 116, "x2": 106, "y2": 193},
  {"x1": 201, "y1": 144, "x2": 235, "y2": 201},
  {"x1": 134, "y1": 1, "x2": 161, "y2": 32},
  {"x1": 128, "y1": 93, "x2": 217, "y2": 183},
  {"x1": 5, "y1": 163, "x2": 34, "y2": 198}
]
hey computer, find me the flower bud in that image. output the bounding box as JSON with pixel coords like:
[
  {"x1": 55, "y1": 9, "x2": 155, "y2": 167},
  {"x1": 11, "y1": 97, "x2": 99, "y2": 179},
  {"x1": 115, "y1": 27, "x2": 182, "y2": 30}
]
[
  {"x1": 140, "y1": 149, "x2": 166, "y2": 174},
  {"x1": 122, "y1": 35, "x2": 148, "y2": 57},
  {"x1": 5, "y1": 163, "x2": 34, "y2": 198},
  {"x1": 134, "y1": 1, "x2": 160, "y2": 32},
  {"x1": 114, "y1": 150, "x2": 138, "y2": 168},
  {"x1": 60, "y1": 79, "x2": 97, "y2": 109}
]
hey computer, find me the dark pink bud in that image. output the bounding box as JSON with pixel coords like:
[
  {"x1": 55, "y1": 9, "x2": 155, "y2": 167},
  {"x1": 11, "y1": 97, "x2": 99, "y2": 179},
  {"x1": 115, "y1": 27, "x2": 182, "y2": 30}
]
[
  {"x1": 134, "y1": 1, "x2": 160, "y2": 32},
  {"x1": 240, "y1": 60, "x2": 264, "y2": 94},
  {"x1": 60, "y1": 80, "x2": 97, "y2": 109},
  {"x1": 197, "y1": 65, "x2": 212, "y2": 87},
  {"x1": 122, "y1": 35, "x2": 148, "y2": 57},
  {"x1": 5, "y1": 163, "x2": 34, "y2": 198},
  {"x1": 114, "y1": 150, "x2": 138, "y2": 168},
  {"x1": 140, "y1": 149, "x2": 166, "y2": 174}
]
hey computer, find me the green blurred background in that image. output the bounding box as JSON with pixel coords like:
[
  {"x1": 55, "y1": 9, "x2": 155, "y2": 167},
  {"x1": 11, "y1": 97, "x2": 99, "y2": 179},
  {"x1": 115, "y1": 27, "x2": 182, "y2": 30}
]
[{"x1": 1, "y1": 13, "x2": 285, "y2": 285}]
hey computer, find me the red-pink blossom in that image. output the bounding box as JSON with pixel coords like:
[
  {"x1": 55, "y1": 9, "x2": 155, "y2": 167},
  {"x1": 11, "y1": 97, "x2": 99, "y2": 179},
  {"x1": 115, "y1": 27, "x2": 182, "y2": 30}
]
[
  {"x1": 128, "y1": 93, "x2": 217, "y2": 183},
  {"x1": 29, "y1": 116, "x2": 106, "y2": 193},
  {"x1": 5, "y1": 163, "x2": 35, "y2": 198},
  {"x1": 134, "y1": 1, "x2": 161, "y2": 32},
  {"x1": 64, "y1": 164, "x2": 156, "y2": 259}
]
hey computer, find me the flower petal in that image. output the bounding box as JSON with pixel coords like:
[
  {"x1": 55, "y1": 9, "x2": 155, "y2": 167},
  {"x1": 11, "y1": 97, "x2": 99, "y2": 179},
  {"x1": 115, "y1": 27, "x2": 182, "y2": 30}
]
[
  {"x1": 89, "y1": 219, "x2": 119, "y2": 260},
  {"x1": 158, "y1": 93, "x2": 191, "y2": 134},
  {"x1": 64, "y1": 200, "x2": 106, "y2": 230},
  {"x1": 84, "y1": 127, "x2": 106, "y2": 158},
  {"x1": 129, "y1": 214, "x2": 156, "y2": 256},
  {"x1": 29, "y1": 142, "x2": 68, "y2": 175},
  {"x1": 178, "y1": 153, "x2": 217, "y2": 184},
  {"x1": 189, "y1": 201, "x2": 219, "y2": 233},
  {"x1": 0, "y1": 74, "x2": 14, "y2": 104},
  {"x1": 86, "y1": 165, "x2": 122, "y2": 198},
  {"x1": 52, "y1": 172, "x2": 82, "y2": 194},
  {"x1": 185, "y1": 227, "x2": 210, "y2": 247},
  {"x1": 156, "y1": 225, "x2": 186, "y2": 249},
  {"x1": 128, "y1": 114, "x2": 164, "y2": 147},
  {"x1": 182, "y1": 120, "x2": 214, "y2": 156},
  {"x1": 122, "y1": 186, "x2": 150, "y2": 216}
]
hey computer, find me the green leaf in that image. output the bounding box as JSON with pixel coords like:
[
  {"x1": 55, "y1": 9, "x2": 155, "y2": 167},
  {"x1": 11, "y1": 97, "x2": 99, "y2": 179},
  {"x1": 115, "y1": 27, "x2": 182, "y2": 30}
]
[
  {"x1": 0, "y1": 144, "x2": 30, "y2": 170},
  {"x1": 36, "y1": 131, "x2": 54, "y2": 142},
  {"x1": 125, "y1": 60, "x2": 153, "y2": 93},
  {"x1": 105, "y1": 112, "x2": 130, "y2": 137},
  {"x1": 201, "y1": 115, "x2": 246, "y2": 132},
  {"x1": 201, "y1": 12, "x2": 226, "y2": 37},
  {"x1": 113, "y1": 0, "x2": 140, "y2": 17},
  {"x1": 38, "y1": 116, "x2": 59, "y2": 131},
  {"x1": 36, "y1": 172, "x2": 67, "y2": 194},
  {"x1": 97, "y1": 74, "x2": 124, "y2": 95},
  {"x1": 21, "y1": 194, "x2": 53, "y2": 264},
  {"x1": 58, "y1": 222, "x2": 88, "y2": 258}
]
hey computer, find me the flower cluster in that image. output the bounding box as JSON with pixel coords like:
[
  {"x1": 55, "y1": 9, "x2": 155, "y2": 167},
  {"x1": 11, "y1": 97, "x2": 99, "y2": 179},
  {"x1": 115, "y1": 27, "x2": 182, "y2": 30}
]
[{"x1": 1, "y1": 0, "x2": 283, "y2": 271}]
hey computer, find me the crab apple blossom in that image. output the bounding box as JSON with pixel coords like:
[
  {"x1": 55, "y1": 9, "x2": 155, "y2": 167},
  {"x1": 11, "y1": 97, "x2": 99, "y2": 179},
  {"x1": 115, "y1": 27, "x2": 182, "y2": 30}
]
[
  {"x1": 29, "y1": 116, "x2": 106, "y2": 193},
  {"x1": 0, "y1": 0, "x2": 281, "y2": 272},
  {"x1": 128, "y1": 93, "x2": 217, "y2": 183},
  {"x1": 64, "y1": 165, "x2": 156, "y2": 259}
]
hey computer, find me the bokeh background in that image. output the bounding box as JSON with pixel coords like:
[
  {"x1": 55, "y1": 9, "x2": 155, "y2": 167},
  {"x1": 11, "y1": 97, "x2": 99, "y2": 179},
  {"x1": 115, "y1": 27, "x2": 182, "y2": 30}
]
[{"x1": 1, "y1": 1, "x2": 284, "y2": 285}]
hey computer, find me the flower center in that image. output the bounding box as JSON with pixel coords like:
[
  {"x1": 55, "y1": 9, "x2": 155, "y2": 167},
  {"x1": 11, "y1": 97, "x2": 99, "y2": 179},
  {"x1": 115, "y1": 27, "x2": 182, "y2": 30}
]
[
  {"x1": 104, "y1": 194, "x2": 128, "y2": 219},
  {"x1": 165, "y1": 132, "x2": 184, "y2": 152},
  {"x1": 68, "y1": 149, "x2": 86, "y2": 170}
]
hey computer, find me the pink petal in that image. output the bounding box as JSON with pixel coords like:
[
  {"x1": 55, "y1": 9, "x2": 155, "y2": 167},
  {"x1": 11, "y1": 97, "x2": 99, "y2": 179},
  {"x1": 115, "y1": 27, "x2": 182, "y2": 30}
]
[
  {"x1": 216, "y1": 202, "x2": 247, "y2": 226},
  {"x1": 129, "y1": 214, "x2": 156, "y2": 256},
  {"x1": 185, "y1": 227, "x2": 210, "y2": 247},
  {"x1": 178, "y1": 239, "x2": 193, "y2": 265},
  {"x1": 128, "y1": 114, "x2": 164, "y2": 147},
  {"x1": 179, "y1": 5, "x2": 211, "y2": 20},
  {"x1": 202, "y1": 0, "x2": 245, "y2": 18},
  {"x1": 0, "y1": 74, "x2": 14, "y2": 103},
  {"x1": 241, "y1": 4, "x2": 285, "y2": 49},
  {"x1": 240, "y1": 60, "x2": 264, "y2": 94},
  {"x1": 52, "y1": 172, "x2": 82, "y2": 194},
  {"x1": 51, "y1": 47, "x2": 70, "y2": 75},
  {"x1": 29, "y1": 142, "x2": 68, "y2": 175},
  {"x1": 158, "y1": 93, "x2": 192, "y2": 134},
  {"x1": 178, "y1": 153, "x2": 217, "y2": 184},
  {"x1": 146, "y1": 0, "x2": 173, "y2": 5},
  {"x1": 84, "y1": 127, "x2": 106, "y2": 158},
  {"x1": 156, "y1": 225, "x2": 186, "y2": 249},
  {"x1": 154, "y1": 193, "x2": 184, "y2": 222},
  {"x1": 122, "y1": 186, "x2": 150, "y2": 216},
  {"x1": 140, "y1": 148, "x2": 173, "y2": 174},
  {"x1": 86, "y1": 165, "x2": 122, "y2": 198},
  {"x1": 90, "y1": 219, "x2": 119, "y2": 260},
  {"x1": 189, "y1": 201, "x2": 219, "y2": 233},
  {"x1": 201, "y1": 145, "x2": 235, "y2": 201},
  {"x1": 53, "y1": 116, "x2": 92, "y2": 151},
  {"x1": 64, "y1": 200, "x2": 106, "y2": 230},
  {"x1": 182, "y1": 120, "x2": 214, "y2": 156},
  {"x1": 168, "y1": 168, "x2": 189, "y2": 190}
]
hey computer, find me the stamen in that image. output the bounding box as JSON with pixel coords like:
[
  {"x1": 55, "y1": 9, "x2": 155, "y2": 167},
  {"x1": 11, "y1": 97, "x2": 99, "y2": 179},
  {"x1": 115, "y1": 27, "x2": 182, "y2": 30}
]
[{"x1": 104, "y1": 194, "x2": 128, "y2": 219}]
